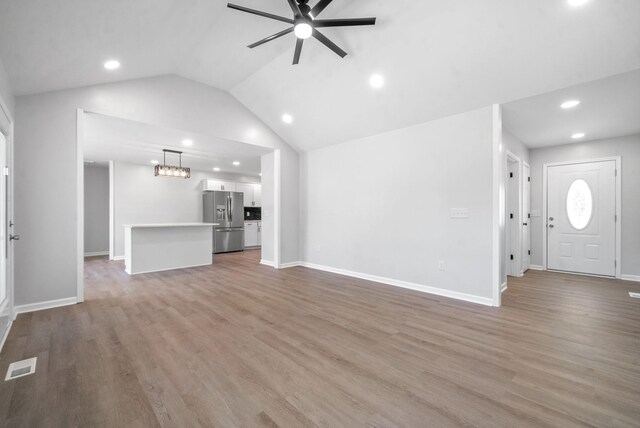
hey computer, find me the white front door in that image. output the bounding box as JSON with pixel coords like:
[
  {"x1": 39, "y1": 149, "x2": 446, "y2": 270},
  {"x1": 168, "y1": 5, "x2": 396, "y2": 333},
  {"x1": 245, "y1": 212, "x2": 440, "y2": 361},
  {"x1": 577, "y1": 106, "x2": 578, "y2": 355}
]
[
  {"x1": 547, "y1": 160, "x2": 616, "y2": 276},
  {"x1": 521, "y1": 163, "x2": 530, "y2": 272}
]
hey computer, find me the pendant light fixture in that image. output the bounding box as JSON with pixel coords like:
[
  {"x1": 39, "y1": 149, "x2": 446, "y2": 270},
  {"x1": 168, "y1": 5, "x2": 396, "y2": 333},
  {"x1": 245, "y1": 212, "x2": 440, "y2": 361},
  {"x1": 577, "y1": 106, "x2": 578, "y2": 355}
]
[{"x1": 154, "y1": 149, "x2": 191, "y2": 178}]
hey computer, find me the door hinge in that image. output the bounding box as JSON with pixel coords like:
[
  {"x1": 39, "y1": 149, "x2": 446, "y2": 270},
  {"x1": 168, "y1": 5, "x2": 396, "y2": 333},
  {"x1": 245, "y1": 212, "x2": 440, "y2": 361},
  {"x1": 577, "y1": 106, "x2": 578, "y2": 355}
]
[
  {"x1": 615, "y1": 214, "x2": 617, "y2": 222},
  {"x1": 528, "y1": 213, "x2": 531, "y2": 219},
  {"x1": 615, "y1": 260, "x2": 617, "y2": 268},
  {"x1": 510, "y1": 254, "x2": 514, "y2": 260},
  {"x1": 510, "y1": 213, "x2": 513, "y2": 219},
  {"x1": 510, "y1": 172, "x2": 513, "y2": 178},
  {"x1": 528, "y1": 250, "x2": 531, "y2": 255},
  {"x1": 615, "y1": 169, "x2": 618, "y2": 177},
  {"x1": 528, "y1": 177, "x2": 531, "y2": 182}
]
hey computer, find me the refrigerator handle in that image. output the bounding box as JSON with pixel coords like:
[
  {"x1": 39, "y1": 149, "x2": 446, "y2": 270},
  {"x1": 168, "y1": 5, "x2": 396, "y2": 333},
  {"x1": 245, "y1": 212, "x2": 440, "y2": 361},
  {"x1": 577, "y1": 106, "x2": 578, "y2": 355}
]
[{"x1": 228, "y1": 195, "x2": 232, "y2": 223}]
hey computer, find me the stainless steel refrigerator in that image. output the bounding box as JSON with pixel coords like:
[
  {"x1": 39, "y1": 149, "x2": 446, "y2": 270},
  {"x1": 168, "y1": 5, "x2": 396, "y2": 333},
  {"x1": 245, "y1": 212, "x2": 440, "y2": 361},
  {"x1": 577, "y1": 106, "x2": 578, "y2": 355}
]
[{"x1": 203, "y1": 191, "x2": 244, "y2": 253}]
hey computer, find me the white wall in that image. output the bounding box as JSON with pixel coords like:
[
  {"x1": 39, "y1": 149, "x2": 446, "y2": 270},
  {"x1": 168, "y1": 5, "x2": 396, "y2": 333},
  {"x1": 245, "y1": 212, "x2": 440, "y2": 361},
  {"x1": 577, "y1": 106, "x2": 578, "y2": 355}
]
[
  {"x1": 84, "y1": 165, "x2": 109, "y2": 254},
  {"x1": 503, "y1": 128, "x2": 530, "y2": 165},
  {"x1": 529, "y1": 134, "x2": 640, "y2": 277},
  {"x1": 300, "y1": 106, "x2": 497, "y2": 305},
  {"x1": 112, "y1": 162, "x2": 260, "y2": 257},
  {"x1": 14, "y1": 75, "x2": 298, "y2": 306},
  {"x1": 0, "y1": 57, "x2": 14, "y2": 120}
]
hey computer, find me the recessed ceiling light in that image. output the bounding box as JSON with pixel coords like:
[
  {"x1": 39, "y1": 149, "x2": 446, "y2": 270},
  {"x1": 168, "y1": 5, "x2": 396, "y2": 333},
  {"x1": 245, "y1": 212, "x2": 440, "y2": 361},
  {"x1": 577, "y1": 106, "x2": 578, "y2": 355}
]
[
  {"x1": 150, "y1": 160, "x2": 159, "y2": 165},
  {"x1": 233, "y1": 161, "x2": 240, "y2": 166},
  {"x1": 369, "y1": 74, "x2": 385, "y2": 89},
  {"x1": 213, "y1": 167, "x2": 221, "y2": 171},
  {"x1": 568, "y1": 0, "x2": 589, "y2": 6},
  {"x1": 104, "y1": 60, "x2": 120, "y2": 70},
  {"x1": 572, "y1": 133, "x2": 586, "y2": 139},
  {"x1": 182, "y1": 139, "x2": 193, "y2": 147},
  {"x1": 561, "y1": 100, "x2": 580, "y2": 109},
  {"x1": 294, "y1": 23, "x2": 313, "y2": 39},
  {"x1": 282, "y1": 114, "x2": 293, "y2": 124}
]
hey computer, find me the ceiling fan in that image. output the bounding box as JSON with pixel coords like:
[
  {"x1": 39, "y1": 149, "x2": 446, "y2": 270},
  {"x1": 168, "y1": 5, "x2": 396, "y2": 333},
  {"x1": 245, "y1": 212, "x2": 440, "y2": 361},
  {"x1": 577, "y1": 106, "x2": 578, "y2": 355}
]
[{"x1": 227, "y1": 0, "x2": 376, "y2": 65}]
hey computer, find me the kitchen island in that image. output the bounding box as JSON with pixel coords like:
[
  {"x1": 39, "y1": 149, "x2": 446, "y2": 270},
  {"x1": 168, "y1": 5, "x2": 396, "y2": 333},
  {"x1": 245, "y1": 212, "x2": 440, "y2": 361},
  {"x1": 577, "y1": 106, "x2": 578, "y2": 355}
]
[{"x1": 124, "y1": 223, "x2": 217, "y2": 275}]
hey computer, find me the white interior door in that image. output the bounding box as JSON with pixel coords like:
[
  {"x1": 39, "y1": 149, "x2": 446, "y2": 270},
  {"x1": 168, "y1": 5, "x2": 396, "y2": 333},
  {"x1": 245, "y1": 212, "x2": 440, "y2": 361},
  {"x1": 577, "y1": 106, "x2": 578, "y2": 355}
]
[
  {"x1": 547, "y1": 160, "x2": 616, "y2": 276},
  {"x1": 521, "y1": 163, "x2": 530, "y2": 272}
]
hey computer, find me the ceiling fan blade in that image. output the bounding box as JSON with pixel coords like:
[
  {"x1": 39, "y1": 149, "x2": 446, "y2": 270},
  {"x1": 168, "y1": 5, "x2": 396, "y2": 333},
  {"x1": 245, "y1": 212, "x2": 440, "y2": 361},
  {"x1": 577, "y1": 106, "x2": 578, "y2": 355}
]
[
  {"x1": 227, "y1": 3, "x2": 294, "y2": 24},
  {"x1": 293, "y1": 38, "x2": 304, "y2": 65},
  {"x1": 312, "y1": 29, "x2": 347, "y2": 58},
  {"x1": 285, "y1": 0, "x2": 303, "y2": 18},
  {"x1": 310, "y1": 0, "x2": 334, "y2": 18},
  {"x1": 313, "y1": 17, "x2": 376, "y2": 27},
  {"x1": 248, "y1": 27, "x2": 294, "y2": 48}
]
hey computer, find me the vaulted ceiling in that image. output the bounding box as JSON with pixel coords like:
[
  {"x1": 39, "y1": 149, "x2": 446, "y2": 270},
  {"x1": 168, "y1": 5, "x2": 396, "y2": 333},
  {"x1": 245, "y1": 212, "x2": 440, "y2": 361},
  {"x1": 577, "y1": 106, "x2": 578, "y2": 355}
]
[{"x1": 1, "y1": 0, "x2": 639, "y2": 151}]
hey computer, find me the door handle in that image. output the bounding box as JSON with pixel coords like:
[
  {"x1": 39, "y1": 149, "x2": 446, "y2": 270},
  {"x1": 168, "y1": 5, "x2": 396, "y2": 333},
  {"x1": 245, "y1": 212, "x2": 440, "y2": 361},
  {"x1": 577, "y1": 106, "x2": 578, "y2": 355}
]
[
  {"x1": 548, "y1": 224, "x2": 554, "y2": 228},
  {"x1": 523, "y1": 223, "x2": 528, "y2": 226},
  {"x1": 10, "y1": 234, "x2": 20, "y2": 241}
]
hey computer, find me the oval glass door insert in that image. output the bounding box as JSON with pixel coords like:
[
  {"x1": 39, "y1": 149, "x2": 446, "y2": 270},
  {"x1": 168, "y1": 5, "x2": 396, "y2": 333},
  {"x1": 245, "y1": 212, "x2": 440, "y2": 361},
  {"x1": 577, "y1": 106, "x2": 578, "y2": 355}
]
[{"x1": 566, "y1": 179, "x2": 593, "y2": 230}]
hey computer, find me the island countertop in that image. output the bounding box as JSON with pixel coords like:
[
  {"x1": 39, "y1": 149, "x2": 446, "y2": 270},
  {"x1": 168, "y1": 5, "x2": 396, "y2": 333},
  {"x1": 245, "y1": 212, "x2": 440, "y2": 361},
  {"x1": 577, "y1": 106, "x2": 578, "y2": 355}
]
[
  {"x1": 124, "y1": 223, "x2": 219, "y2": 228},
  {"x1": 124, "y1": 223, "x2": 218, "y2": 275}
]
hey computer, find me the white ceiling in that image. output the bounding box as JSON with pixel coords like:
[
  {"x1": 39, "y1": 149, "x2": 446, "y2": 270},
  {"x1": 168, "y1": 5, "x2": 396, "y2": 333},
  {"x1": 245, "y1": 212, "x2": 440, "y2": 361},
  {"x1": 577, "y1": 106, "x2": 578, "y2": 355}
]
[
  {"x1": 502, "y1": 69, "x2": 640, "y2": 148},
  {"x1": 2, "y1": 1, "x2": 639, "y2": 152},
  {"x1": 0, "y1": 0, "x2": 353, "y2": 95},
  {"x1": 232, "y1": 0, "x2": 640, "y2": 151},
  {"x1": 83, "y1": 113, "x2": 269, "y2": 175}
]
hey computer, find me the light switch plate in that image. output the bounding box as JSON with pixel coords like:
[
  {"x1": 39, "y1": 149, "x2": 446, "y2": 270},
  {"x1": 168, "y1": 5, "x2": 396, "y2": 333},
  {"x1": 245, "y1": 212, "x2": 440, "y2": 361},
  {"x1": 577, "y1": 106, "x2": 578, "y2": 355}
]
[{"x1": 450, "y1": 208, "x2": 469, "y2": 219}]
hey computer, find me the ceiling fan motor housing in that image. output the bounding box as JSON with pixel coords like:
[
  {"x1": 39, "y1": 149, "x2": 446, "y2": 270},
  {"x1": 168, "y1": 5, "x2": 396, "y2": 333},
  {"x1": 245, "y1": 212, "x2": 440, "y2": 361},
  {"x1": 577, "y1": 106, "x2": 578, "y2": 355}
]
[{"x1": 297, "y1": 0, "x2": 312, "y2": 17}]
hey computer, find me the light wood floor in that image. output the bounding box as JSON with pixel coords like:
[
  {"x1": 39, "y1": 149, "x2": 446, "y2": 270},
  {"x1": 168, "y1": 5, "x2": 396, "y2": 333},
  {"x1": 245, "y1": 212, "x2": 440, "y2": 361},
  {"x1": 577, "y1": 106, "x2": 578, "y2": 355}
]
[{"x1": 1, "y1": 251, "x2": 639, "y2": 427}]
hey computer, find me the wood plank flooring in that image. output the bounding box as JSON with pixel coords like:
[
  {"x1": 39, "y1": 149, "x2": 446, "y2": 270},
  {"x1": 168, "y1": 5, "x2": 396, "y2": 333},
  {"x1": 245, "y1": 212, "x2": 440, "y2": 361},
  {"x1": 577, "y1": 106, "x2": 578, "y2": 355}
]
[{"x1": 1, "y1": 250, "x2": 639, "y2": 427}]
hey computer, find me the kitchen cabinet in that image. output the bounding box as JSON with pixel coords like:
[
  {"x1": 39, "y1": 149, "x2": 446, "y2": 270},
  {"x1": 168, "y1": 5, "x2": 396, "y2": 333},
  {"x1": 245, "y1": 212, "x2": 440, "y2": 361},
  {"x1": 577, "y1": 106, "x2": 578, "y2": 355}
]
[
  {"x1": 202, "y1": 180, "x2": 261, "y2": 207},
  {"x1": 252, "y1": 184, "x2": 261, "y2": 207},
  {"x1": 202, "y1": 180, "x2": 236, "y2": 192},
  {"x1": 235, "y1": 183, "x2": 262, "y2": 207},
  {"x1": 257, "y1": 221, "x2": 262, "y2": 246},
  {"x1": 236, "y1": 183, "x2": 254, "y2": 207},
  {"x1": 244, "y1": 222, "x2": 259, "y2": 247}
]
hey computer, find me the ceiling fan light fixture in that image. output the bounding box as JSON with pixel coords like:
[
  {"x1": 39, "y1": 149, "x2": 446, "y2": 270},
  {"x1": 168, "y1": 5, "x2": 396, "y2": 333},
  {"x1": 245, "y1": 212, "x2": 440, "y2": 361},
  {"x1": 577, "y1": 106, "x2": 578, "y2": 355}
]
[{"x1": 294, "y1": 22, "x2": 313, "y2": 39}]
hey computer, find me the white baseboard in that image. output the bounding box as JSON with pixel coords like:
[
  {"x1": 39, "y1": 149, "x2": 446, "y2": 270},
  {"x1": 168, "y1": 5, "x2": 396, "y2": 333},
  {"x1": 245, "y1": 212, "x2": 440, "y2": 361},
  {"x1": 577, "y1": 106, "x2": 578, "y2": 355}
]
[
  {"x1": 278, "y1": 261, "x2": 302, "y2": 269},
  {"x1": 501, "y1": 282, "x2": 508, "y2": 293},
  {"x1": 14, "y1": 297, "x2": 78, "y2": 316},
  {"x1": 621, "y1": 274, "x2": 640, "y2": 282},
  {"x1": 84, "y1": 251, "x2": 108, "y2": 257},
  {"x1": 260, "y1": 259, "x2": 275, "y2": 267},
  {"x1": 529, "y1": 265, "x2": 544, "y2": 271},
  {"x1": 299, "y1": 262, "x2": 495, "y2": 307},
  {"x1": 112, "y1": 255, "x2": 125, "y2": 261}
]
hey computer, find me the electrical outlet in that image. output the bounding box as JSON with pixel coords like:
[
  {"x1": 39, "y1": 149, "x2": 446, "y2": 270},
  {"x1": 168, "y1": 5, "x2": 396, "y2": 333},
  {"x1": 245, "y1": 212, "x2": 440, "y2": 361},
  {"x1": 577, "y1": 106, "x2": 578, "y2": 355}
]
[{"x1": 438, "y1": 260, "x2": 445, "y2": 271}]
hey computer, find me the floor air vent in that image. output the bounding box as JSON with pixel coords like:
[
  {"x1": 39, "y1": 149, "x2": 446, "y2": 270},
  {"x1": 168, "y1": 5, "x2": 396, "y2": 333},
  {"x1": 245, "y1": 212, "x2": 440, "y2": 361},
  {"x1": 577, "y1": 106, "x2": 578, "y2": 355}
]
[
  {"x1": 629, "y1": 292, "x2": 640, "y2": 299},
  {"x1": 5, "y1": 357, "x2": 37, "y2": 381}
]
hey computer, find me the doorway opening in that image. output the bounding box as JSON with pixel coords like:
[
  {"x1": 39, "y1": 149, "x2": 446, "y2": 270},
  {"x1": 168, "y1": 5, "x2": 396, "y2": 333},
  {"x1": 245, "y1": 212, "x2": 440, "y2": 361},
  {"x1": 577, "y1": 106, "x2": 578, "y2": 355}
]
[
  {"x1": 78, "y1": 111, "x2": 280, "y2": 301},
  {"x1": 504, "y1": 150, "x2": 531, "y2": 289}
]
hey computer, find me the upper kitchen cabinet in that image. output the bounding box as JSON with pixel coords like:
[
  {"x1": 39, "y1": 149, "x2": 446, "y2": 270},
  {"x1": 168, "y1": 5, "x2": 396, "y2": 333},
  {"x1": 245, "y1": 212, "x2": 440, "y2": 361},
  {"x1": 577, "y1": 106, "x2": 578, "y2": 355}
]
[
  {"x1": 202, "y1": 180, "x2": 236, "y2": 192},
  {"x1": 236, "y1": 183, "x2": 262, "y2": 207},
  {"x1": 252, "y1": 184, "x2": 261, "y2": 207}
]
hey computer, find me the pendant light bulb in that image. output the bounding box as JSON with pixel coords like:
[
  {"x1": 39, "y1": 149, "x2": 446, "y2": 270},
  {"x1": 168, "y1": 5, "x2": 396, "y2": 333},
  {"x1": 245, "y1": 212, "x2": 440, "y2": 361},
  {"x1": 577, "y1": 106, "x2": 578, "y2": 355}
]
[{"x1": 295, "y1": 22, "x2": 312, "y2": 39}]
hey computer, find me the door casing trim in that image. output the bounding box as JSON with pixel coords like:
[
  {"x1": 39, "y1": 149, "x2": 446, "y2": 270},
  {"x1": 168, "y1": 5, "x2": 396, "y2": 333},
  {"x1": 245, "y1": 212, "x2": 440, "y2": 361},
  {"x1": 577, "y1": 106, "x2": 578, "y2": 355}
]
[{"x1": 542, "y1": 156, "x2": 621, "y2": 278}]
